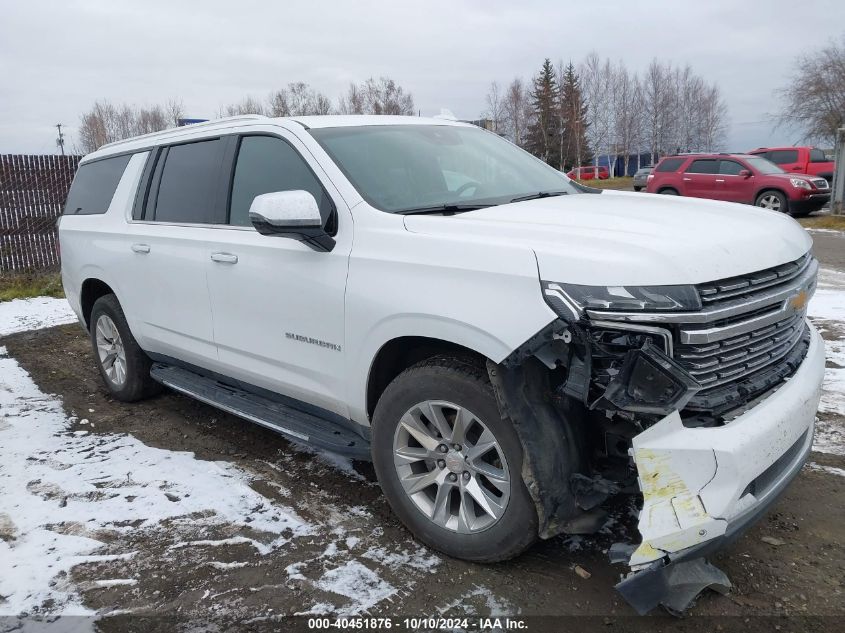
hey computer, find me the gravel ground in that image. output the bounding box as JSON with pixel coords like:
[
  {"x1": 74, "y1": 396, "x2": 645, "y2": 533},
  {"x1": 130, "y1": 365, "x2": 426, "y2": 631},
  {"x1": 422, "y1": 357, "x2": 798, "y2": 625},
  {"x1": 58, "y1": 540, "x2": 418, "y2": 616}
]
[{"x1": 0, "y1": 230, "x2": 843, "y2": 632}]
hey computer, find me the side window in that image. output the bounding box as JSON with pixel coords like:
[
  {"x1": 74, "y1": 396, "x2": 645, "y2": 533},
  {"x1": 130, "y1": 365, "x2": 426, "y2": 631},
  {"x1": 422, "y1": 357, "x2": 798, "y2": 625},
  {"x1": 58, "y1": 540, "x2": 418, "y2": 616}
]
[
  {"x1": 685, "y1": 159, "x2": 718, "y2": 174},
  {"x1": 810, "y1": 148, "x2": 827, "y2": 163},
  {"x1": 228, "y1": 135, "x2": 333, "y2": 228},
  {"x1": 63, "y1": 154, "x2": 131, "y2": 215},
  {"x1": 768, "y1": 149, "x2": 799, "y2": 165},
  {"x1": 154, "y1": 139, "x2": 224, "y2": 223},
  {"x1": 655, "y1": 157, "x2": 684, "y2": 172},
  {"x1": 719, "y1": 160, "x2": 745, "y2": 175}
]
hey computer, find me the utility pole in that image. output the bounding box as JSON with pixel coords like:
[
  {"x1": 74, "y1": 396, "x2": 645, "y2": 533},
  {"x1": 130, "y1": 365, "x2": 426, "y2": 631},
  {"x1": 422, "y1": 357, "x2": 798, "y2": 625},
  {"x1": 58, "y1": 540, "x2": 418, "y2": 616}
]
[{"x1": 55, "y1": 123, "x2": 65, "y2": 156}]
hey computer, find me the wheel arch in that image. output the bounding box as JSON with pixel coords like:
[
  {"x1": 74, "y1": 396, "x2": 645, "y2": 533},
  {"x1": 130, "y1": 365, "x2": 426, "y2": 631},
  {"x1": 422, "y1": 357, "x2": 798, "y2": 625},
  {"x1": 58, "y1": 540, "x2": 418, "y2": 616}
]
[
  {"x1": 657, "y1": 186, "x2": 680, "y2": 195},
  {"x1": 365, "y1": 335, "x2": 489, "y2": 419},
  {"x1": 80, "y1": 278, "x2": 117, "y2": 330},
  {"x1": 754, "y1": 187, "x2": 788, "y2": 204}
]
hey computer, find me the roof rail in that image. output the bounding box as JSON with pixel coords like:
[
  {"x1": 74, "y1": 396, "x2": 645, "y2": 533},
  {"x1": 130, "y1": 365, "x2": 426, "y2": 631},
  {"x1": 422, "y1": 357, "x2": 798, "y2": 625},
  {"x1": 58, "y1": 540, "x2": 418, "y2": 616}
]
[{"x1": 98, "y1": 114, "x2": 268, "y2": 150}]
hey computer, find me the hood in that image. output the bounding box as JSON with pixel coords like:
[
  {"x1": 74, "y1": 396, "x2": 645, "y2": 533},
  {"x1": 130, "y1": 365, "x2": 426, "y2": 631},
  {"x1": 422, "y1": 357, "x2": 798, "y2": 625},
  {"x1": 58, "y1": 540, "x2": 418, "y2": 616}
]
[{"x1": 403, "y1": 191, "x2": 812, "y2": 286}]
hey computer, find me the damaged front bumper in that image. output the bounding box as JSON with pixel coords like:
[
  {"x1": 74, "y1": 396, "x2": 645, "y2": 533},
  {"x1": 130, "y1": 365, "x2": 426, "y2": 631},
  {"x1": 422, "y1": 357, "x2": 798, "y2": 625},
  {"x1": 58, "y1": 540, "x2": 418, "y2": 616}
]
[{"x1": 618, "y1": 322, "x2": 824, "y2": 613}]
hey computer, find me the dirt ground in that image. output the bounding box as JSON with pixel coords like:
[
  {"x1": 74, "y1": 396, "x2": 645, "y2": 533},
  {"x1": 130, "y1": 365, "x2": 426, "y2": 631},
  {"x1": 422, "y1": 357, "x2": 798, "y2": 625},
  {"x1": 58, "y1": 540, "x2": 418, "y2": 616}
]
[{"x1": 1, "y1": 231, "x2": 844, "y2": 632}]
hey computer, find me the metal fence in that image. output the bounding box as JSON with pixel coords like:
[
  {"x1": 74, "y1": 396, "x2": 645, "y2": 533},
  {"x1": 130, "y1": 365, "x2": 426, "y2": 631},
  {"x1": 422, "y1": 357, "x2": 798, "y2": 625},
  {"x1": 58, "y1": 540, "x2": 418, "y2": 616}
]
[{"x1": 0, "y1": 154, "x2": 80, "y2": 272}]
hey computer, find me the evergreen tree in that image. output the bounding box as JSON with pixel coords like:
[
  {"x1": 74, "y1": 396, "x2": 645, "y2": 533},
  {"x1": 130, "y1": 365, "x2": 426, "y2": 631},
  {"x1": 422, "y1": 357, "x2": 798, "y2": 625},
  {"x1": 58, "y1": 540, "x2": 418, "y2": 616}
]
[
  {"x1": 558, "y1": 62, "x2": 591, "y2": 171},
  {"x1": 526, "y1": 59, "x2": 561, "y2": 166}
]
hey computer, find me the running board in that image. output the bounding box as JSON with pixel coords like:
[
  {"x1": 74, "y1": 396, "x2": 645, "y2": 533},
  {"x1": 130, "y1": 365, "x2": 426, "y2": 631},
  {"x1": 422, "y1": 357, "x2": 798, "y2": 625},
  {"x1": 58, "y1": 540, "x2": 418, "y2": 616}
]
[{"x1": 150, "y1": 363, "x2": 370, "y2": 459}]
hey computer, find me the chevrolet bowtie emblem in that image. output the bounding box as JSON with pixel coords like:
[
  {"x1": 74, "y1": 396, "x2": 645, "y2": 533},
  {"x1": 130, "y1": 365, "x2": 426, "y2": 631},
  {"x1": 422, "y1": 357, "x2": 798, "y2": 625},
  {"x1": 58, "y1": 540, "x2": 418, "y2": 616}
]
[{"x1": 789, "y1": 289, "x2": 809, "y2": 311}]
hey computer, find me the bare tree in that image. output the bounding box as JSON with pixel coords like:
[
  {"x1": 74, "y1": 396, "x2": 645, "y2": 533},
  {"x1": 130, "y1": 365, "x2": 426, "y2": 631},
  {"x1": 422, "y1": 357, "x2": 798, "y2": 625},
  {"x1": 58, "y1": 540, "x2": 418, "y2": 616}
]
[
  {"x1": 337, "y1": 83, "x2": 366, "y2": 114},
  {"x1": 77, "y1": 99, "x2": 184, "y2": 153},
  {"x1": 502, "y1": 78, "x2": 530, "y2": 146},
  {"x1": 484, "y1": 81, "x2": 505, "y2": 133},
  {"x1": 700, "y1": 84, "x2": 728, "y2": 151},
  {"x1": 581, "y1": 53, "x2": 613, "y2": 172},
  {"x1": 777, "y1": 36, "x2": 845, "y2": 146},
  {"x1": 361, "y1": 77, "x2": 415, "y2": 115},
  {"x1": 218, "y1": 95, "x2": 266, "y2": 117}
]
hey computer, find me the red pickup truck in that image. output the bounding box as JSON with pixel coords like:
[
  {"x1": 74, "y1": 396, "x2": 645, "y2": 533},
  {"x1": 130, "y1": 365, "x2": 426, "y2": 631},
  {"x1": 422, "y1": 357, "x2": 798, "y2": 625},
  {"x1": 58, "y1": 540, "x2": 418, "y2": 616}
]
[{"x1": 747, "y1": 146, "x2": 834, "y2": 183}]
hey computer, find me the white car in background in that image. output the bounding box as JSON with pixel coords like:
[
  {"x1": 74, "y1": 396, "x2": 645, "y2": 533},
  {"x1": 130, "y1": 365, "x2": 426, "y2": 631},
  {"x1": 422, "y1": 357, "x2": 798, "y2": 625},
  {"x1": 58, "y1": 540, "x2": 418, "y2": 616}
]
[{"x1": 59, "y1": 115, "x2": 824, "y2": 613}]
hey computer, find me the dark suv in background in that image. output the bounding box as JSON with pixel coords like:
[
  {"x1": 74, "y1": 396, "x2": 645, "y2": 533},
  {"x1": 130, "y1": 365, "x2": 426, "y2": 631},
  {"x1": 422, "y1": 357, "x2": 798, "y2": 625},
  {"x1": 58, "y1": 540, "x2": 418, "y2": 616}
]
[{"x1": 645, "y1": 153, "x2": 830, "y2": 216}]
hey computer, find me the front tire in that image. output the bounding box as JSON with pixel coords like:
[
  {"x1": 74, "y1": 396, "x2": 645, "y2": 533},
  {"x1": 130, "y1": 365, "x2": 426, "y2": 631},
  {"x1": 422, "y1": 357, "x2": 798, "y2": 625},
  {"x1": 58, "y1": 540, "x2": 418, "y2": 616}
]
[
  {"x1": 371, "y1": 357, "x2": 538, "y2": 562},
  {"x1": 755, "y1": 190, "x2": 788, "y2": 213},
  {"x1": 89, "y1": 294, "x2": 161, "y2": 402}
]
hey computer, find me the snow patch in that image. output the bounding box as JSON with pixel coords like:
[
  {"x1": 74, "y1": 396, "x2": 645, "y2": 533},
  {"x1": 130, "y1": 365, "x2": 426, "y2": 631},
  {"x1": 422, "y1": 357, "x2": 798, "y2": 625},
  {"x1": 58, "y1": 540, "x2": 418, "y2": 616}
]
[
  {"x1": 0, "y1": 297, "x2": 77, "y2": 337},
  {"x1": 314, "y1": 561, "x2": 395, "y2": 615},
  {"x1": 806, "y1": 462, "x2": 845, "y2": 478},
  {"x1": 0, "y1": 348, "x2": 311, "y2": 615}
]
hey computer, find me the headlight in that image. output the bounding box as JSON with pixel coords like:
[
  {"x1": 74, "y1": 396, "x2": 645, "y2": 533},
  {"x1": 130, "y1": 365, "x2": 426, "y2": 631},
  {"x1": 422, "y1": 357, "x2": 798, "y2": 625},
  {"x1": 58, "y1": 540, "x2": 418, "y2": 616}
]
[
  {"x1": 542, "y1": 281, "x2": 701, "y2": 317},
  {"x1": 790, "y1": 177, "x2": 811, "y2": 190}
]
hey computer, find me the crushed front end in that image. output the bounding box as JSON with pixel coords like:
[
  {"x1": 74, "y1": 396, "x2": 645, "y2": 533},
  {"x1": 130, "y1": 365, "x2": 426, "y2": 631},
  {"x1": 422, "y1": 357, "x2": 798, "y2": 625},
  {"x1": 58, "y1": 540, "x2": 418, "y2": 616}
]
[{"x1": 492, "y1": 252, "x2": 825, "y2": 614}]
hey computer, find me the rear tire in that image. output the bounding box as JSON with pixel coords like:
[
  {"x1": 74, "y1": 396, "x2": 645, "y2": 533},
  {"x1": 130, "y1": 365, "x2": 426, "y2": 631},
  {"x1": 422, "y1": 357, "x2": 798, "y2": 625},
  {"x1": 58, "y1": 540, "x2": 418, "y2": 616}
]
[
  {"x1": 371, "y1": 357, "x2": 538, "y2": 562},
  {"x1": 658, "y1": 188, "x2": 679, "y2": 195},
  {"x1": 755, "y1": 190, "x2": 788, "y2": 214},
  {"x1": 89, "y1": 294, "x2": 162, "y2": 402},
  {"x1": 633, "y1": 186, "x2": 642, "y2": 192}
]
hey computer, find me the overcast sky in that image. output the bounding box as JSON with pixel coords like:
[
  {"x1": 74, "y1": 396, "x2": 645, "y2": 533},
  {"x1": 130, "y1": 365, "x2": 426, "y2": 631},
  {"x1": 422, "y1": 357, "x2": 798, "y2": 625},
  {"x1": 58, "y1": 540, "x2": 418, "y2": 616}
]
[{"x1": 1, "y1": 0, "x2": 843, "y2": 155}]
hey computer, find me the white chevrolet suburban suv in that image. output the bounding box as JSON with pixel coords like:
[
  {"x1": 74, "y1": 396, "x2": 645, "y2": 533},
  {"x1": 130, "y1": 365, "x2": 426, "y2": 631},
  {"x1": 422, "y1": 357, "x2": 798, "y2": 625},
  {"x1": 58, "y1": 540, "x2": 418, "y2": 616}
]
[{"x1": 59, "y1": 115, "x2": 824, "y2": 612}]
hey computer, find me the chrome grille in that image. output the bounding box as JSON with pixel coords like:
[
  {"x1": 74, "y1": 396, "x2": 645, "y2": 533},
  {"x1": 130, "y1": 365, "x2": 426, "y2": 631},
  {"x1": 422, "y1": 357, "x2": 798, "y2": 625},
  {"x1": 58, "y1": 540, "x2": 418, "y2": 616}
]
[
  {"x1": 675, "y1": 312, "x2": 806, "y2": 388},
  {"x1": 811, "y1": 178, "x2": 829, "y2": 189},
  {"x1": 696, "y1": 253, "x2": 812, "y2": 306},
  {"x1": 586, "y1": 252, "x2": 817, "y2": 407}
]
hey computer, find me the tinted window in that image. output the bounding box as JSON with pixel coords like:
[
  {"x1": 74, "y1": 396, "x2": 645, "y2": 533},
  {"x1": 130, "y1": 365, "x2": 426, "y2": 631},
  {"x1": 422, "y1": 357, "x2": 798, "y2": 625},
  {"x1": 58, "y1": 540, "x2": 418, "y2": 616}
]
[
  {"x1": 745, "y1": 157, "x2": 783, "y2": 175},
  {"x1": 685, "y1": 159, "x2": 718, "y2": 174},
  {"x1": 154, "y1": 139, "x2": 223, "y2": 223},
  {"x1": 810, "y1": 148, "x2": 827, "y2": 162},
  {"x1": 719, "y1": 160, "x2": 745, "y2": 175},
  {"x1": 63, "y1": 154, "x2": 131, "y2": 215},
  {"x1": 655, "y1": 157, "x2": 684, "y2": 172},
  {"x1": 768, "y1": 149, "x2": 799, "y2": 164},
  {"x1": 229, "y1": 136, "x2": 332, "y2": 227}
]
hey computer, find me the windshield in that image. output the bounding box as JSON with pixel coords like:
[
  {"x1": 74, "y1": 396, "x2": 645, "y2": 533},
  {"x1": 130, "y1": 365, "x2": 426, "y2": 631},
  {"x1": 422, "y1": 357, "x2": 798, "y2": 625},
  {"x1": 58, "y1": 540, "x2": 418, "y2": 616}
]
[
  {"x1": 309, "y1": 124, "x2": 578, "y2": 213},
  {"x1": 745, "y1": 156, "x2": 784, "y2": 175}
]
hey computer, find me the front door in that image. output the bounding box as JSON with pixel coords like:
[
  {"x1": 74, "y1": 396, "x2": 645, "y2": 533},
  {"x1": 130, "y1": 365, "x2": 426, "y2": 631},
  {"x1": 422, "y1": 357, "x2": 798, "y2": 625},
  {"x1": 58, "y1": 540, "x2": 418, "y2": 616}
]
[
  {"x1": 715, "y1": 159, "x2": 757, "y2": 204},
  {"x1": 682, "y1": 158, "x2": 719, "y2": 198},
  {"x1": 205, "y1": 133, "x2": 352, "y2": 418}
]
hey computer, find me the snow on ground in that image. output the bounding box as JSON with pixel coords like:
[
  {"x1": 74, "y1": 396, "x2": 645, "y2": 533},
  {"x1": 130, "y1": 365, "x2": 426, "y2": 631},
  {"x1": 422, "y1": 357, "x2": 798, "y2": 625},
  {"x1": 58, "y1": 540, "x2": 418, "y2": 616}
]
[
  {"x1": 0, "y1": 297, "x2": 77, "y2": 337},
  {"x1": 809, "y1": 268, "x2": 845, "y2": 456},
  {"x1": 0, "y1": 346, "x2": 312, "y2": 614}
]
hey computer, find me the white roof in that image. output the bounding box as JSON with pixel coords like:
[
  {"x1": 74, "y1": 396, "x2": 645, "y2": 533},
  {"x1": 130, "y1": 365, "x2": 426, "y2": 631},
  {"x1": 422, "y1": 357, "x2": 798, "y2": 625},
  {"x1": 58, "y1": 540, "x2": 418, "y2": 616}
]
[{"x1": 84, "y1": 114, "x2": 469, "y2": 161}]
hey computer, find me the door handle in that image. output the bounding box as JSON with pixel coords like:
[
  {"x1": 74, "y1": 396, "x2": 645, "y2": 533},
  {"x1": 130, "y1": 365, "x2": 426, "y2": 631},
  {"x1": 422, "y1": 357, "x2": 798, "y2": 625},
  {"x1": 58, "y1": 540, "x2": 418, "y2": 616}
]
[
  {"x1": 715, "y1": 179, "x2": 725, "y2": 183},
  {"x1": 131, "y1": 243, "x2": 150, "y2": 253},
  {"x1": 211, "y1": 252, "x2": 238, "y2": 264},
  {"x1": 683, "y1": 177, "x2": 691, "y2": 181}
]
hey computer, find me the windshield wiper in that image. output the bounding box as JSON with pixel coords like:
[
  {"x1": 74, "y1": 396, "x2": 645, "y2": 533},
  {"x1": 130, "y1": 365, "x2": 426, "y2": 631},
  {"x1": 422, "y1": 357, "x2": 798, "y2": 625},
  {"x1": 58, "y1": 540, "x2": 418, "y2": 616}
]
[
  {"x1": 395, "y1": 203, "x2": 491, "y2": 216},
  {"x1": 510, "y1": 190, "x2": 569, "y2": 203}
]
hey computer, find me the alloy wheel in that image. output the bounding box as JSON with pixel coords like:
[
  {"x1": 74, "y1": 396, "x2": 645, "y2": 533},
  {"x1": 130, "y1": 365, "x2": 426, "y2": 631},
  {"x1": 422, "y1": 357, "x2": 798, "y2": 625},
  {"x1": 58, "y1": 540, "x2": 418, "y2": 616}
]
[
  {"x1": 392, "y1": 400, "x2": 510, "y2": 533},
  {"x1": 758, "y1": 194, "x2": 782, "y2": 212},
  {"x1": 95, "y1": 314, "x2": 127, "y2": 387}
]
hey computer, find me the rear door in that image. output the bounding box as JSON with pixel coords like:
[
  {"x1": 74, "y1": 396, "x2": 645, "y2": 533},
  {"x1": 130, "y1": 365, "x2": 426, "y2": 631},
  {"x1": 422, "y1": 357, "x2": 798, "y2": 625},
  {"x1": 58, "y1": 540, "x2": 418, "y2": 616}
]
[
  {"x1": 122, "y1": 137, "x2": 230, "y2": 367},
  {"x1": 204, "y1": 131, "x2": 353, "y2": 418},
  {"x1": 715, "y1": 159, "x2": 756, "y2": 203},
  {"x1": 682, "y1": 158, "x2": 719, "y2": 198}
]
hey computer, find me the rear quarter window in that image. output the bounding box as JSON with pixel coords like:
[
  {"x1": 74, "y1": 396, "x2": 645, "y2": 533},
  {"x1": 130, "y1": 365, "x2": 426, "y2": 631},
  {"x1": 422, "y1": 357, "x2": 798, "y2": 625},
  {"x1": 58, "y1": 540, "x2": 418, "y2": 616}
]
[
  {"x1": 654, "y1": 157, "x2": 685, "y2": 172},
  {"x1": 63, "y1": 154, "x2": 132, "y2": 215}
]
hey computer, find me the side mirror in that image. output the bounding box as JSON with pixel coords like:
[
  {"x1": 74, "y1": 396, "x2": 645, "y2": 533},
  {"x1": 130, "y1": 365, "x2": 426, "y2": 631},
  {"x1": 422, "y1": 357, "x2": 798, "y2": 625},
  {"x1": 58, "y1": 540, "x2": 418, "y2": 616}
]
[
  {"x1": 738, "y1": 169, "x2": 752, "y2": 178},
  {"x1": 249, "y1": 190, "x2": 335, "y2": 252}
]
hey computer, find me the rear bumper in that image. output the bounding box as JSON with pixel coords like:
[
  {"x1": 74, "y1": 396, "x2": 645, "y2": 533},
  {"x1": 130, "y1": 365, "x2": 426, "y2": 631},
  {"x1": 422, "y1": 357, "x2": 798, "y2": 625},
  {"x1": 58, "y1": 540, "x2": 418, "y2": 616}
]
[{"x1": 627, "y1": 322, "x2": 824, "y2": 568}]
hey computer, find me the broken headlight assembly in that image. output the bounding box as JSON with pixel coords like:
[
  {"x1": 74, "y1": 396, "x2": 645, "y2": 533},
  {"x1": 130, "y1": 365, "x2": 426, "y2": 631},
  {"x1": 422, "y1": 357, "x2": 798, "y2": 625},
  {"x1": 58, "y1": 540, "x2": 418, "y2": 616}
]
[{"x1": 542, "y1": 281, "x2": 701, "y2": 317}]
